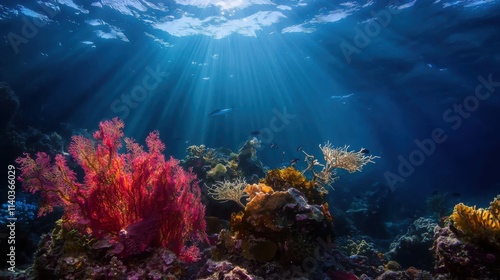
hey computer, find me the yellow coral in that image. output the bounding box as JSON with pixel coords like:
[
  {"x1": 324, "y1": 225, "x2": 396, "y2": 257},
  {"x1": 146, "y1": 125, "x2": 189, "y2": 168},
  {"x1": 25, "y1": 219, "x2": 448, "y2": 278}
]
[
  {"x1": 449, "y1": 195, "x2": 500, "y2": 246},
  {"x1": 260, "y1": 167, "x2": 323, "y2": 204},
  {"x1": 207, "y1": 163, "x2": 227, "y2": 180}
]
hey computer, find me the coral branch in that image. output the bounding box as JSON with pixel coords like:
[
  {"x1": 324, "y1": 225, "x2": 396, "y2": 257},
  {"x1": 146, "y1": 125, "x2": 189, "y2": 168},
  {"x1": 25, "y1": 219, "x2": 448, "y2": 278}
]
[
  {"x1": 16, "y1": 118, "x2": 207, "y2": 261},
  {"x1": 302, "y1": 141, "x2": 379, "y2": 190},
  {"x1": 206, "y1": 178, "x2": 248, "y2": 208}
]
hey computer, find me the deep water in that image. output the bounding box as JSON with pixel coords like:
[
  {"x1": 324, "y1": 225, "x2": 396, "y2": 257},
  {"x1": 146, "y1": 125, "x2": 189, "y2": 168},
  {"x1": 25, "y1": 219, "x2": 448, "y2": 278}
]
[{"x1": 0, "y1": 0, "x2": 499, "y2": 278}]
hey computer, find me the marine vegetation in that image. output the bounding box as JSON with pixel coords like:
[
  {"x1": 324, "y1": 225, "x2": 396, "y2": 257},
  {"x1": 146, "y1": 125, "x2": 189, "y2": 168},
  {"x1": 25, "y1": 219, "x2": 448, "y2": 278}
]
[
  {"x1": 206, "y1": 177, "x2": 248, "y2": 208},
  {"x1": 215, "y1": 183, "x2": 334, "y2": 264},
  {"x1": 16, "y1": 118, "x2": 207, "y2": 262},
  {"x1": 448, "y1": 195, "x2": 500, "y2": 247},
  {"x1": 209, "y1": 141, "x2": 377, "y2": 266},
  {"x1": 183, "y1": 137, "x2": 264, "y2": 185},
  {"x1": 302, "y1": 141, "x2": 379, "y2": 190},
  {"x1": 430, "y1": 195, "x2": 500, "y2": 279},
  {"x1": 261, "y1": 166, "x2": 323, "y2": 205}
]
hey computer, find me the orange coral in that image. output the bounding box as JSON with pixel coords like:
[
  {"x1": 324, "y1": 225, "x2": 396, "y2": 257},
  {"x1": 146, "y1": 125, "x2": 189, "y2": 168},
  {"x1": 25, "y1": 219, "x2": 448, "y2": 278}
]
[
  {"x1": 321, "y1": 203, "x2": 333, "y2": 222},
  {"x1": 244, "y1": 183, "x2": 273, "y2": 200},
  {"x1": 449, "y1": 195, "x2": 500, "y2": 246}
]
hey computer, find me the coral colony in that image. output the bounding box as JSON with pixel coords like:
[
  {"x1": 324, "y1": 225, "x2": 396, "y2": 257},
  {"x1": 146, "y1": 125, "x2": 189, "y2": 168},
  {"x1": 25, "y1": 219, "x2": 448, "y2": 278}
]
[
  {"x1": 16, "y1": 119, "x2": 207, "y2": 276},
  {"x1": 11, "y1": 118, "x2": 500, "y2": 279}
]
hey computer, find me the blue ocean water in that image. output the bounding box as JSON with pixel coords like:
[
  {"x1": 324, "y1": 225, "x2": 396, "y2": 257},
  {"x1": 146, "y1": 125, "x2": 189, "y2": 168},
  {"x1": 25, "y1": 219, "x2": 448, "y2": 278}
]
[{"x1": 1, "y1": 0, "x2": 500, "y2": 276}]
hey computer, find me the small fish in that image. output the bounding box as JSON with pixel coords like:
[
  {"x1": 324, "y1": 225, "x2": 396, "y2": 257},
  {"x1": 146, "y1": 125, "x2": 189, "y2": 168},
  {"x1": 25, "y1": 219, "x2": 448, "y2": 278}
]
[
  {"x1": 208, "y1": 107, "x2": 235, "y2": 117},
  {"x1": 360, "y1": 148, "x2": 370, "y2": 154},
  {"x1": 61, "y1": 148, "x2": 70, "y2": 156},
  {"x1": 281, "y1": 151, "x2": 286, "y2": 163},
  {"x1": 330, "y1": 93, "x2": 354, "y2": 100},
  {"x1": 250, "y1": 130, "x2": 261, "y2": 136},
  {"x1": 174, "y1": 137, "x2": 182, "y2": 141},
  {"x1": 296, "y1": 145, "x2": 302, "y2": 151},
  {"x1": 269, "y1": 143, "x2": 279, "y2": 149},
  {"x1": 290, "y1": 158, "x2": 299, "y2": 166}
]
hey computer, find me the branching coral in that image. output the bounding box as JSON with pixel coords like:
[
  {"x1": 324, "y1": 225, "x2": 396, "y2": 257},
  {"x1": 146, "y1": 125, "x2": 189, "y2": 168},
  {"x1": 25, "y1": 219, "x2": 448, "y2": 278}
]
[
  {"x1": 448, "y1": 195, "x2": 500, "y2": 247},
  {"x1": 206, "y1": 178, "x2": 248, "y2": 208},
  {"x1": 302, "y1": 141, "x2": 379, "y2": 189},
  {"x1": 16, "y1": 118, "x2": 207, "y2": 261}
]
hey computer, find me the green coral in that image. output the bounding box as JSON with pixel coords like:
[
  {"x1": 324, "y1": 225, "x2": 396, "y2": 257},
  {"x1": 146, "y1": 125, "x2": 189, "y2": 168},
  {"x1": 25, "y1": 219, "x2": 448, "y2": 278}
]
[
  {"x1": 207, "y1": 163, "x2": 228, "y2": 180},
  {"x1": 51, "y1": 219, "x2": 95, "y2": 255}
]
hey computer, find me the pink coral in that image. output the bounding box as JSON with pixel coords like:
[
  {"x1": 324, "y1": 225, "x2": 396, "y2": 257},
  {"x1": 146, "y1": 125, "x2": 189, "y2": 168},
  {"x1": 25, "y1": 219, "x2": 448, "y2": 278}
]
[{"x1": 16, "y1": 118, "x2": 207, "y2": 261}]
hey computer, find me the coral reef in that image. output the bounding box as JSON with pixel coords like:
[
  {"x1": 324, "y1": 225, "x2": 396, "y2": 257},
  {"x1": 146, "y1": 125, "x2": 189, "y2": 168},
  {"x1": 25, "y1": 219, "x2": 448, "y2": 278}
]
[
  {"x1": 448, "y1": 195, "x2": 500, "y2": 247},
  {"x1": 431, "y1": 195, "x2": 500, "y2": 279},
  {"x1": 183, "y1": 139, "x2": 266, "y2": 220},
  {"x1": 16, "y1": 118, "x2": 207, "y2": 262},
  {"x1": 432, "y1": 224, "x2": 500, "y2": 279},
  {"x1": 261, "y1": 166, "x2": 324, "y2": 205},
  {"x1": 372, "y1": 266, "x2": 434, "y2": 280},
  {"x1": 197, "y1": 260, "x2": 254, "y2": 280},
  {"x1": 214, "y1": 182, "x2": 335, "y2": 266},
  {"x1": 387, "y1": 217, "x2": 437, "y2": 270},
  {"x1": 339, "y1": 239, "x2": 386, "y2": 267},
  {"x1": 183, "y1": 138, "x2": 265, "y2": 184},
  {"x1": 29, "y1": 222, "x2": 190, "y2": 280},
  {"x1": 242, "y1": 185, "x2": 325, "y2": 233},
  {"x1": 206, "y1": 142, "x2": 378, "y2": 277}
]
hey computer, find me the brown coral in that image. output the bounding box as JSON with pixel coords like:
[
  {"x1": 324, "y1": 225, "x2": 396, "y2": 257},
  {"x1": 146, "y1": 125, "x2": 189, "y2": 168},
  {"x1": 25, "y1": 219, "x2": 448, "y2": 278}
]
[
  {"x1": 243, "y1": 185, "x2": 292, "y2": 232},
  {"x1": 449, "y1": 195, "x2": 500, "y2": 247},
  {"x1": 260, "y1": 167, "x2": 324, "y2": 205}
]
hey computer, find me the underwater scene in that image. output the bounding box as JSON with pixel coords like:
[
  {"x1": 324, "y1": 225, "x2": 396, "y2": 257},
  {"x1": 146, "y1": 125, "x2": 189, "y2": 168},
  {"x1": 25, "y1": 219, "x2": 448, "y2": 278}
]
[{"x1": 1, "y1": 0, "x2": 500, "y2": 279}]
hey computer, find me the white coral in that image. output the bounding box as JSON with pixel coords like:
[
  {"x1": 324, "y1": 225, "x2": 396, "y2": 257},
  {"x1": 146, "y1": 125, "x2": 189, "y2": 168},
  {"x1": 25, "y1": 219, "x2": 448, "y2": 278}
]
[{"x1": 206, "y1": 178, "x2": 248, "y2": 208}]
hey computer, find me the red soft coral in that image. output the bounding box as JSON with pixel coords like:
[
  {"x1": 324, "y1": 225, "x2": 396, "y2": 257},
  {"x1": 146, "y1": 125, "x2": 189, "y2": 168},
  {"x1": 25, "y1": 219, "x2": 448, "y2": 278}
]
[{"x1": 16, "y1": 118, "x2": 207, "y2": 261}]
